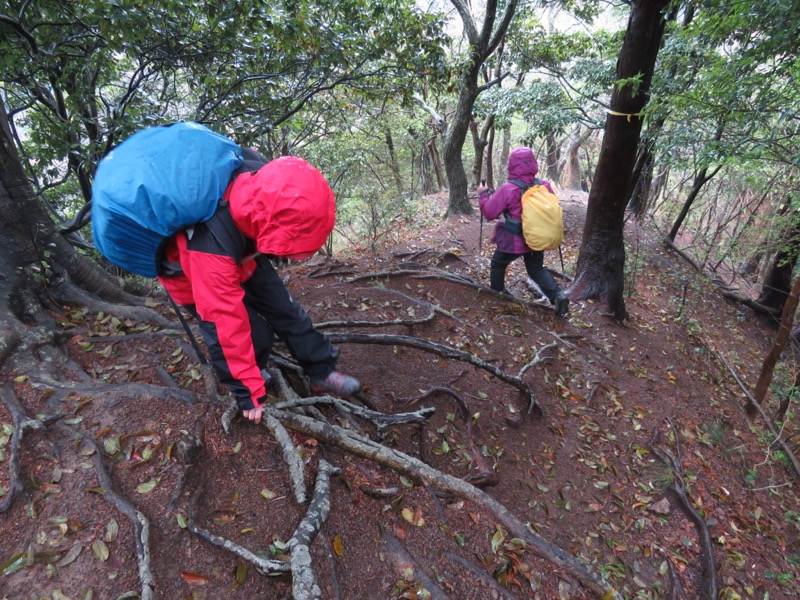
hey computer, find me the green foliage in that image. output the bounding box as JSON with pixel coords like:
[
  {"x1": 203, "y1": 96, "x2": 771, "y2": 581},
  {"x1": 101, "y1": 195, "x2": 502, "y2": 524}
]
[{"x1": 1, "y1": 0, "x2": 448, "y2": 214}]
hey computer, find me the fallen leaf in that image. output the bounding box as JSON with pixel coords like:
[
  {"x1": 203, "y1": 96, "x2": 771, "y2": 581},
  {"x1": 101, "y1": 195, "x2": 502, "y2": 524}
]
[
  {"x1": 1, "y1": 552, "x2": 26, "y2": 575},
  {"x1": 332, "y1": 535, "x2": 344, "y2": 557},
  {"x1": 55, "y1": 544, "x2": 82, "y2": 567},
  {"x1": 232, "y1": 559, "x2": 247, "y2": 590},
  {"x1": 104, "y1": 518, "x2": 119, "y2": 543},
  {"x1": 136, "y1": 479, "x2": 160, "y2": 494},
  {"x1": 180, "y1": 571, "x2": 209, "y2": 586},
  {"x1": 91, "y1": 539, "x2": 109, "y2": 562}
]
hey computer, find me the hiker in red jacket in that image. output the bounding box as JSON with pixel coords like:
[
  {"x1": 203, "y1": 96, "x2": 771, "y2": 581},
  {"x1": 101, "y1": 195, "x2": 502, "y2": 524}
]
[
  {"x1": 158, "y1": 153, "x2": 360, "y2": 424},
  {"x1": 477, "y1": 147, "x2": 569, "y2": 316}
]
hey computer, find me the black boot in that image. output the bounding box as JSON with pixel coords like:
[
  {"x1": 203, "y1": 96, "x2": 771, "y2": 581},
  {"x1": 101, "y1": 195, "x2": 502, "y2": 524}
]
[{"x1": 553, "y1": 291, "x2": 569, "y2": 317}]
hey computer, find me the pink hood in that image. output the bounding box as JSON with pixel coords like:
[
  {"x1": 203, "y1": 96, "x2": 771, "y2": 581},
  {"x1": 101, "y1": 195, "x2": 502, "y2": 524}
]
[{"x1": 226, "y1": 157, "x2": 335, "y2": 257}]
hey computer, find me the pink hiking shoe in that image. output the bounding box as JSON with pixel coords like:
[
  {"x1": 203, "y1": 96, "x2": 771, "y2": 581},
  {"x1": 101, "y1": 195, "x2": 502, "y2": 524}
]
[{"x1": 310, "y1": 370, "x2": 361, "y2": 398}]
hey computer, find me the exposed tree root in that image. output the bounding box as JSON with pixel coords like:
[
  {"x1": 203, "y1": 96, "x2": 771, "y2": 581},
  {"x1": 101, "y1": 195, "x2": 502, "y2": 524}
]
[
  {"x1": 0, "y1": 326, "x2": 23, "y2": 369},
  {"x1": 185, "y1": 458, "x2": 340, "y2": 599},
  {"x1": 445, "y1": 552, "x2": 519, "y2": 600},
  {"x1": 268, "y1": 406, "x2": 618, "y2": 598},
  {"x1": 0, "y1": 385, "x2": 46, "y2": 513},
  {"x1": 324, "y1": 332, "x2": 544, "y2": 415},
  {"x1": 187, "y1": 492, "x2": 291, "y2": 574},
  {"x1": 57, "y1": 422, "x2": 156, "y2": 600},
  {"x1": 397, "y1": 385, "x2": 496, "y2": 484},
  {"x1": 359, "y1": 485, "x2": 401, "y2": 499},
  {"x1": 648, "y1": 418, "x2": 718, "y2": 600},
  {"x1": 271, "y1": 395, "x2": 435, "y2": 439},
  {"x1": 264, "y1": 413, "x2": 307, "y2": 504},
  {"x1": 381, "y1": 529, "x2": 450, "y2": 599},
  {"x1": 286, "y1": 459, "x2": 341, "y2": 600},
  {"x1": 54, "y1": 281, "x2": 173, "y2": 327}
]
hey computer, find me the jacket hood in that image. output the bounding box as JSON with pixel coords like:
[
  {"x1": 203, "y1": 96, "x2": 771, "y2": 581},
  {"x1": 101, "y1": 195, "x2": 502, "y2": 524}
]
[
  {"x1": 507, "y1": 147, "x2": 539, "y2": 181},
  {"x1": 226, "y1": 156, "x2": 335, "y2": 257}
]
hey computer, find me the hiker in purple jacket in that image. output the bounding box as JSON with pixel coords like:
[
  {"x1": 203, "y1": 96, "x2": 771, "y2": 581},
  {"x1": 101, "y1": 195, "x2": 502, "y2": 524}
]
[{"x1": 478, "y1": 147, "x2": 569, "y2": 316}]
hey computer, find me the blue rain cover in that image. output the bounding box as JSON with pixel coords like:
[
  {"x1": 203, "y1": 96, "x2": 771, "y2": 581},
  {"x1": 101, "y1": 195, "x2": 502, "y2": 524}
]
[{"x1": 91, "y1": 122, "x2": 243, "y2": 277}]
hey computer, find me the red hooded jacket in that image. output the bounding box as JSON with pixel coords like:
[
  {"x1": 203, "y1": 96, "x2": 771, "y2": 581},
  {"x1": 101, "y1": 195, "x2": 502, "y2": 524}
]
[{"x1": 158, "y1": 157, "x2": 335, "y2": 406}]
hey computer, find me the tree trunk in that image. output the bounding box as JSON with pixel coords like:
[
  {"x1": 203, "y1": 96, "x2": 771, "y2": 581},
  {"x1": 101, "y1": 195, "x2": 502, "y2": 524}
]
[
  {"x1": 429, "y1": 136, "x2": 444, "y2": 193},
  {"x1": 667, "y1": 122, "x2": 724, "y2": 241},
  {"x1": 752, "y1": 275, "x2": 800, "y2": 411},
  {"x1": 667, "y1": 165, "x2": 721, "y2": 242},
  {"x1": 757, "y1": 215, "x2": 800, "y2": 313},
  {"x1": 500, "y1": 126, "x2": 511, "y2": 178},
  {"x1": 485, "y1": 123, "x2": 496, "y2": 189},
  {"x1": 560, "y1": 127, "x2": 592, "y2": 190},
  {"x1": 570, "y1": 0, "x2": 670, "y2": 320},
  {"x1": 545, "y1": 133, "x2": 560, "y2": 182},
  {"x1": 469, "y1": 115, "x2": 495, "y2": 189},
  {"x1": 443, "y1": 78, "x2": 480, "y2": 215},
  {"x1": 444, "y1": 0, "x2": 518, "y2": 217},
  {"x1": 627, "y1": 139, "x2": 656, "y2": 218},
  {"x1": 1, "y1": 101, "x2": 164, "y2": 336},
  {"x1": 384, "y1": 128, "x2": 403, "y2": 193}
]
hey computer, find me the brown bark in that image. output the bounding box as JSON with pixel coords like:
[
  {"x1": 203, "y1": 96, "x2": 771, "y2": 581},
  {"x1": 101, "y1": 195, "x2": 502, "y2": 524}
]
[
  {"x1": 752, "y1": 275, "x2": 800, "y2": 408},
  {"x1": 443, "y1": 0, "x2": 518, "y2": 216},
  {"x1": 757, "y1": 214, "x2": 800, "y2": 313},
  {"x1": 570, "y1": 0, "x2": 670, "y2": 319}
]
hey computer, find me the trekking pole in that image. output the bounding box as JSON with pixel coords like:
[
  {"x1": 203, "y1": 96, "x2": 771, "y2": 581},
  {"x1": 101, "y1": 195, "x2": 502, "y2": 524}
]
[
  {"x1": 558, "y1": 244, "x2": 566, "y2": 276},
  {"x1": 166, "y1": 293, "x2": 208, "y2": 365},
  {"x1": 479, "y1": 213, "x2": 483, "y2": 256},
  {"x1": 478, "y1": 178, "x2": 486, "y2": 256}
]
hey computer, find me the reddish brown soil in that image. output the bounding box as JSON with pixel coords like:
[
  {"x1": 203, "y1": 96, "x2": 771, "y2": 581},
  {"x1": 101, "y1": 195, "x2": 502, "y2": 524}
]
[{"x1": 1, "y1": 191, "x2": 798, "y2": 599}]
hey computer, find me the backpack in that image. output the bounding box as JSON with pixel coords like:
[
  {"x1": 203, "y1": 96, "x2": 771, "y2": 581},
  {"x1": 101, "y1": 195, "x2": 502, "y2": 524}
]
[
  {"x1": 503, "y1": 178, "x2": 564, "y2": 251},
  {"x1": 91, "y1": 122, "x2": 244, "y2": 277}
]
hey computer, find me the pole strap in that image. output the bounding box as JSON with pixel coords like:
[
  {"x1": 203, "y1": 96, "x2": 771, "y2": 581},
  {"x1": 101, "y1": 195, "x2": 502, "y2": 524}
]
[{"x1": 165, "y1": 292, "x2": 208, "y2": 365}]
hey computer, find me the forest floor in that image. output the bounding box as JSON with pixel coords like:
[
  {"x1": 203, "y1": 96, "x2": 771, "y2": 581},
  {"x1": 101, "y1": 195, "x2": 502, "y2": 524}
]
[{"x1": 1, "y1": 190, "x2": 799, "y2": 600}]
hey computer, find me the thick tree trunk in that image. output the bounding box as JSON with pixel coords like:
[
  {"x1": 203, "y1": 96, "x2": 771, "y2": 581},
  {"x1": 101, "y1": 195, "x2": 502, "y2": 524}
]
[
  {"x1": 570, "y1": 0, "x2": 670, "y2": 320},
  {"x1": 443, "y1": 78, "x2": 480, "y2": 215},
  {"x1": 1, "y1": 101, "x2": 163, "y2": 333}
]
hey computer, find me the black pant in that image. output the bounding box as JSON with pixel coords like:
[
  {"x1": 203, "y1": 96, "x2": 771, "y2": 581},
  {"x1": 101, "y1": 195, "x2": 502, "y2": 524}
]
[
  {"x1": 185, "y1": 256, "x2": 337, "y2": 403},
  {"x1": 490, "y1": 249, "x2": 561, "y2": 302}
]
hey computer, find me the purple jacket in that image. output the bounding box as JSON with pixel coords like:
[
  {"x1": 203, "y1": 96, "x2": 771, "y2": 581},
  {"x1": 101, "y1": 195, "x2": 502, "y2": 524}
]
[{"x1": 479, "y1": 147, "x2": 555, "y2": 254}]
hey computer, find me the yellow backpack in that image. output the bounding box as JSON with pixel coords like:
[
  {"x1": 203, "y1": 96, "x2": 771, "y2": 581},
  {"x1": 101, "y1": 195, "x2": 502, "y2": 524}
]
[{"x1": 504, "y1": 178, "x2": 564, "y2": 251}]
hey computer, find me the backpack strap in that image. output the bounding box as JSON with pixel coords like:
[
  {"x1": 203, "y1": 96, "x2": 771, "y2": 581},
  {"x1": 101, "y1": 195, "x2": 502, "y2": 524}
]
[
  {"x1": 232, "y1": 147, "x2": 269, "y2": 178},
  {"x1": 503, "y1": 179, "x2": 529, "y2": 235},
  {"x1": 508, "y1": 178, "x2": 530, "y2": 191}
]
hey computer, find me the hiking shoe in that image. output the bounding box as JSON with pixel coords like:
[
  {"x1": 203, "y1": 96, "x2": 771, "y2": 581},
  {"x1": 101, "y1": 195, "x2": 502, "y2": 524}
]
[
  {"x1": 310, "y1": 370, "x2": 361, "y2": 397},
  {"x1": 554, "y1": 292, "x2": 570, "y2": 317}
]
